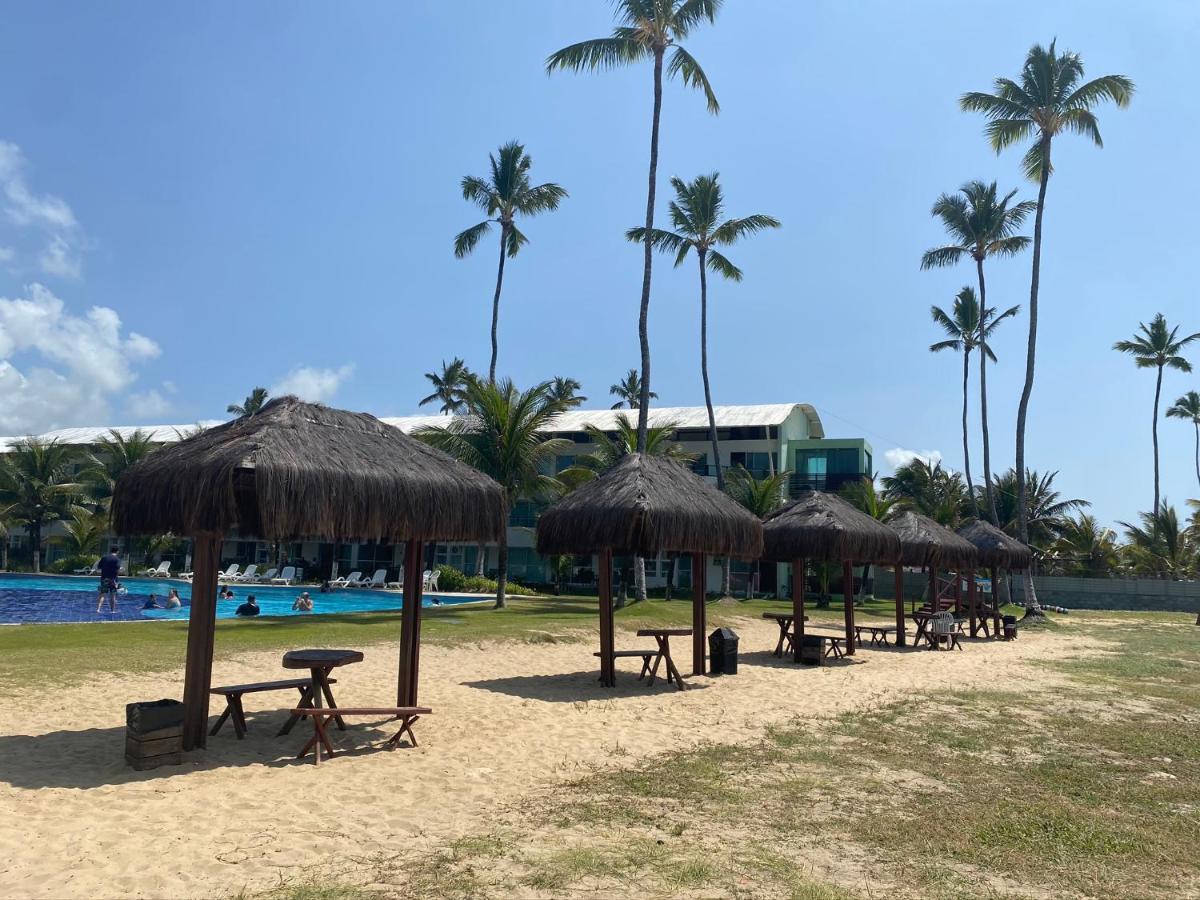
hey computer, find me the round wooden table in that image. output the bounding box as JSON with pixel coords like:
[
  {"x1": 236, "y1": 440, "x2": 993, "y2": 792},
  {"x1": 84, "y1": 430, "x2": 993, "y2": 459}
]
[{"x1": 282, "y1": 649, "x2": 364, "y2": 761}]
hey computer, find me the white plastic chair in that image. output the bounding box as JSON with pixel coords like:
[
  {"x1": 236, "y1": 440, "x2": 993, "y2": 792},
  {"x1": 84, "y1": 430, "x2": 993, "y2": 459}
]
[
  {"x1": 142, "y1": 561, "x2": 171, "y2": 577},
  {"x1": 232, "y1": 564, "x2": 258, "y2": 582},
  {"x1": 254, "y1": 567, "x2": 278, "y2": 583},
  {"x1": 365, "y1": 568, "x2": 387, "y2": 588},
  {"x1": 385, "y1": 570, "x2": 405, "y2": 590},
  {"x1": 271, "y1": 566, "x2": 297, "y2": 585}
]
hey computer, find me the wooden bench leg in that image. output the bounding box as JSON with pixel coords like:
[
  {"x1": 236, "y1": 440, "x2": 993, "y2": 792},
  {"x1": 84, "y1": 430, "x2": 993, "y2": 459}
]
[
  {"x1": 385, "y1": 714, "x2": 421, "y2": 749},
  {"x1": 231, "y1": 695, "x2": 248, "y2": 739},
  {"x1": 319, "y1": 674, "x2": 347, "y2": 731},
  {"x1": 638, "y1": 654, "x2": 653, "y2": 680},
  {"x1": 279, "y1": 685, "x2": 314, "y2": 736},
  {"x1": 298, "y1": 714, "x2": 336, "y2": 763},
  {"x1": 210, "y1": 699, "x2": 234, "y2": 737}
]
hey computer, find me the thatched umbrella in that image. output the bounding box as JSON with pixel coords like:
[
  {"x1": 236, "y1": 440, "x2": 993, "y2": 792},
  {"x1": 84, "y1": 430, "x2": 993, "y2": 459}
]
[
  {"x1": 888, "y1": 511, "x2": 979, "y2": 644},
  {"x1": 112, "y1": 396, "x2": 505, "y2": 749},
  {"x1": 762, "y1": 489, "x2": 901, "y2": 660},
  {"x1": 536, "y1": 453, "x2": 763, "y2": 684},
  {"x1": 956, "y1": 519, "x2": 1032, "y2": 636}
]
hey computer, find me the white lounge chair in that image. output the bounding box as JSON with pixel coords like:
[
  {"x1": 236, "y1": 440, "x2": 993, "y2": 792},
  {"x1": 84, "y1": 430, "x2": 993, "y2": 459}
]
[
  {"x1": 254, "y1": 567, "x2": 278, "y2": 583},
  {"x1": 341, "y1": 571, "x2": 370, "y2": 588},
  {"x1": 271, "y1": 566, "x2": 297, "y2": 585},
  {"x1": 75, "y1": 559, "x2": 101, "y2": 575},
  {"x1": 218, "y1": 564, "x2": 241, "y2": 581},
  {"x1": 142, "y1": 561, "x2": 172, "y2": 577},
  {"x1": 384, "y1": 571, "x2": 405, "y2": 590},
  {"x1": 365, "y1": 568, "x2": 387, "y2": 589},
  {"x1": 328, "y1": 570, "x2": 362, "y2": 588},
  {"x1": 231, "y1": 564, "x2": 258, "y2": 582}
]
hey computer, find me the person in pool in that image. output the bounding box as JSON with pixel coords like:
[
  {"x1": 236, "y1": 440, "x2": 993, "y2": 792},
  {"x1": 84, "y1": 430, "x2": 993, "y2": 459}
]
[
  {"x1": 292, "y1": 591, "x2": 314, "y2": 612},
  {"x1": 235, "y1": 595, "x2": 260, "y2": 617},
  {"x1": 163, "y1": 589, "x2": 182, "y2": 609},
  {"x1": 220, "y1": 588, "x2": 235, "y2": 600},
  {"x1": 142, "y1": 594, "x2": 161, "y2": 610},
  {"x1": 96, "y1": 546, "x2": 122, "y2": 613}
]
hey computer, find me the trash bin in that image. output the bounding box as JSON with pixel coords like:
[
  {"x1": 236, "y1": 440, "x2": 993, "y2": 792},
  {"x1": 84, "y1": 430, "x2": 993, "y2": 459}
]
[
  {"x1": 1002, "y1": 614, "x2": 1018, "y2": 641},
  {"x1": 708, "y1": 627, "x2": 739, "y2": 675},
  {"x1": 126, "y1": 699, "x2": 185, "y2": 771},
  {"x1": 799, "y1": 634, "x2": 825, "y2": 666}
]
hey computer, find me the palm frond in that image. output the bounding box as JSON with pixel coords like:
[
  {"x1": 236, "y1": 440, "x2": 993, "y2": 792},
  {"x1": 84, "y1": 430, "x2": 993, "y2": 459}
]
[
  {"x1": 454, "y1": 220, "x2": 492, "y2": 259},
  {"x1": 667, "y1": 45, "x2": 719, "y2": 114},
  {"x1": 920, "y1": 245, "x2": 968, "y2": 270},
  {"x1": 706, "y1": 249, "x2": 741, "y2": 281},
  {"x1": 545, "y1": 36, "x2": 647, "y2": 73}
]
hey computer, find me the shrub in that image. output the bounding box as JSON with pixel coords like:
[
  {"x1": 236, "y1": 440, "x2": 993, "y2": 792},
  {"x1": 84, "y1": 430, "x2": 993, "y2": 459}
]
[
  {"x1": 49, "y1": 553, "x2": 95, "y2": 575},
  {"x1": 434, "y1": 564, "x2": 468, "y2": 592}
]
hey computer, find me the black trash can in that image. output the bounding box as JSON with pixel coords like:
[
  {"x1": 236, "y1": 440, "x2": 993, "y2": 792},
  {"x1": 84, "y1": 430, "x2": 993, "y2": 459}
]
[
  {"x1": 798, "y1": 634, "x2": 825, "y2": 666},
  {"x1": 708, "y1": 627, "x2": 739, "y2": 675},
  {"x1": 1002, "y1": 614, "x2": 1018, "y2": 641}
]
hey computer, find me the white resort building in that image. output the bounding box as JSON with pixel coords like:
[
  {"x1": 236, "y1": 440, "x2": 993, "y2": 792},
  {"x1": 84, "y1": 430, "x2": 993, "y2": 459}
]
[{"x1": 1, "y1": 403, "x2": 872, "y2": 595}]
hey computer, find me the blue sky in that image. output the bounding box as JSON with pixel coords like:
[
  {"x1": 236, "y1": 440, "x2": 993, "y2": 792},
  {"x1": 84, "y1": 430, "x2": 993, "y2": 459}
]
[{"x1": 1, "y1": 1, "x2": 1198, "y2": 526}]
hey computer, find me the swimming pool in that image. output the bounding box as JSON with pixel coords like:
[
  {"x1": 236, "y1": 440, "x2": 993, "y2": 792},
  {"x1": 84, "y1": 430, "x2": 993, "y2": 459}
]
[{"x1": 0, "y1": 574, "x2": 476, "y2": 624}]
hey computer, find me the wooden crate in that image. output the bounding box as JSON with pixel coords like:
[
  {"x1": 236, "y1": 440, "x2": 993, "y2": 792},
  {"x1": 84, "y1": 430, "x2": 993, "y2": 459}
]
[{"x1": 125, "y1": 724, "x2": 182, "y2": 771}]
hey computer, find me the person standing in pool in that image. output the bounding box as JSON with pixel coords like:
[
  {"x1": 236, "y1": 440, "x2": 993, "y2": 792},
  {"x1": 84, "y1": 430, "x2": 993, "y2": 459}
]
[{"x1": 96, "y1": 546, "x2": 121, "y2": 613}]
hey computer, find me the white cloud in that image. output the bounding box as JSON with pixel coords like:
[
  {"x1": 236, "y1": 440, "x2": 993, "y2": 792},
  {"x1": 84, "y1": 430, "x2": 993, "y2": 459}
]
[
  {"x1": 0, "y1": 140, "x2": 83, "y2": 280},
  {"x1": 270, "y1": 364, "x2": 355, "y2": 404},
  {"x1": 125, "y1": 388, "x2": 172, "y2": 419},
  {"x1": 883, "y1": 447, "x2": 943, "y2": 471},
  {"x1": 0, "y1": 283, "x2": 162, "y2": 434}
]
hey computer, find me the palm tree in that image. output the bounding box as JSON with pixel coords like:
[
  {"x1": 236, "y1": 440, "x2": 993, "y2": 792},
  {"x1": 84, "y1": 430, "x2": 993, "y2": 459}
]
[
  {"x1": 1049, "y1": 513, "x2": 1118, "y2": 577},
  {"x1": 561, "y1": 414, "x2": 695, "y2": 603},
  {"x1": 54, "y1": 507, "x2": 108, "y2": 559},
  {"x1": 991, "y1": 467, "x2": 1089, "y2": 554},
  {"x1": 0, "y1": 438, "x2": 82, "y2": 572},
  {"x1": 726, "y1": 466, "x2": 789, "y2": 598},
  {"x1": 228, "y1": 387, "x2": 269, "y2": 417},
  {"x1": 81, "y1": 428, "x2": 158, "y2": 512},
  {"x1": 1120, "y1": 503, "x2": 1194, "y2": 577},
  {"x1": 1113, "y1": 314, "x2": 1200, "y2": 515},
  {"x1": 549, "y1": 377, "x2": 587, "y2": 408},
  {"x1": 454, "y1": 142, "x2": 567, "y2": 383},
  {"x1": 609, "y1": 369, "x2": 657, "y2": 410},
  {"x1": 548, "y1": 0, "x2": 721, "y2": 451},
  {"x1": 929, "y1": 287, "x2": 1020, "y2": 519},
  {"x1": 881, "y1": 458, "x2": 969, "y2": 527},
  {"x1": 627, "y1": 170, "x2": 779, "y2": 519},
  {"x1": 419, "y1": 358, "x2": 473, "y2": 414},
  {"x1": 842, "y1": 475, "x2": 899, "y2": 602},
  {"x1": 416, "y1": 378, "x2": 570, "y2": 608},
  {"x1": 1167, "y1": 391, "x2": 1200, "y2": 490},
  {"x1": 921, "y1": 180, "x2": 1034, "y2": 523},
  {"x1": 962, "y1": 41, "x2": 1133, "y2": 553}
]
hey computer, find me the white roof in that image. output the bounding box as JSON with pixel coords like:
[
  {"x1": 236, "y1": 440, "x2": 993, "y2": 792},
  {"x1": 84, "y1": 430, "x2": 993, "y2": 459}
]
[
  {"x1": 0, "y1": 403, "x2": 823, "y2": 451},
  {"x1": 383, "y1": 403, "x2": 824, "y2": 438}
]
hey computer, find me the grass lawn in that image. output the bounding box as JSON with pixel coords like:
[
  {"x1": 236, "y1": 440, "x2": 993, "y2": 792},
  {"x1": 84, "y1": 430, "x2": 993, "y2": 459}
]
[
  {"x1": 0, "y1": 593, "x2": 909, "y2": 693},
  {"x1": 252, "y1": 610, "x2": 1200, "y2": 899}
]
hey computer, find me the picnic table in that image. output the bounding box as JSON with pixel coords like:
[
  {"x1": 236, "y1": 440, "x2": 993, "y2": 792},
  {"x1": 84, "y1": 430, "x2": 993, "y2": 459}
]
[
  {"x1": 853, "y1": 623, "x2": 898, "y2": 648},
  {"x1": 636, "y1": 628, "x2": 692, "y2": 690},
  {"x1": 209, "y1": 676, "x2": 338, "y2": 739},
  {"x1": 282, "y1": 648, "x2": 364, "y2": 762},
  {"x1": 762, "y1": 611, "x2": 810, "y2": 657}
]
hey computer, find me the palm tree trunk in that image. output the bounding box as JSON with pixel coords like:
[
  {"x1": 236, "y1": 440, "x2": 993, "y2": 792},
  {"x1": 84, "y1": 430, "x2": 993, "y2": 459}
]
[
  {"x1": 31, "y1": 522, "x2": 41, "y2": 574},
  {"x1": 697, "y1": 251, "x2": 731, "y2": 595},
  {"x1": 635, "y1": 47, "x2": 665, "y2": 454},
  {"x1": 1015, "y1": 140, "x2": 1051, "y2": 614},
  {"x1": 1152, "y1": 365, "x2": 1163, "y2": 516},
  {"x1": 1194, "y1": 422, "x2": 1199, "y2": 489},
  {"x1": 634, "y1": 556, "x2": 646, "y2": 602},
  {"x1": 475, "y1": 543, "x2": 487, "y2": 577},
  {"x1": 664, "y1": 556, "x2": 675, "y2": 600},
  {"x1": 961, "y1": 348, "x2": 979, "y2": 518},
  {"x1": 494, "y1": 518, "x2": 509, "y2": 609},
  {"x1": 489, "y1": 224, "x2": 509, "y2": 383},
  {"x1": 976, "y1": 257, "x2": 999, "y2": 524}
]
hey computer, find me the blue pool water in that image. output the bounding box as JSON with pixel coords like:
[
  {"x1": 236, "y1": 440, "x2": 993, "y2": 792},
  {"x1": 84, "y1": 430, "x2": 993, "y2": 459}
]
[{"x1": 0, "y1": 574, "x2": 475, "y2": 624}]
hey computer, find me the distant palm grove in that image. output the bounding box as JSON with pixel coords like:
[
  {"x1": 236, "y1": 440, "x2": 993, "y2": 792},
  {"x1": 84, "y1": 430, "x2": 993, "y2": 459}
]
[{"x1": 2, "y1": 6, "x2": 1197, "y2": 589}]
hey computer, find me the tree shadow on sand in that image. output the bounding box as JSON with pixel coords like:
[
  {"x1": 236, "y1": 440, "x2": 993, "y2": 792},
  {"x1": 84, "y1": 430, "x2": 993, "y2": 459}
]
[{"x1": 0, "y1": 706, "x2": 415, "y2": 790}]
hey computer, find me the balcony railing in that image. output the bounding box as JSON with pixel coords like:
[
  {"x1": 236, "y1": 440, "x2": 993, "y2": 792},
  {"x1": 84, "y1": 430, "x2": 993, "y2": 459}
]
[{"x1": 787, "y1": 472, "x2": 865, "y2": 496}]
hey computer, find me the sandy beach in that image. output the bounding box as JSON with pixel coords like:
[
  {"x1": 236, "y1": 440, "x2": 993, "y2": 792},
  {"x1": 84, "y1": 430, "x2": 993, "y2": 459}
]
[{"x1": 0, "y1": 615, "x2": 1088, "y2": 899}]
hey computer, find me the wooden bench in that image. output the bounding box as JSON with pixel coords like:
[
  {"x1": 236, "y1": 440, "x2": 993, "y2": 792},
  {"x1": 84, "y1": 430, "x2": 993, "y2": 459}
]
[
  {"x1": 804, "y1": 632, "x2": 848, "y2": 660},
  {"x1": 210, "y1": 677, "x2": 337, "y2": 739},
  {"x1": 292, "y1": 706, "x2": 432, "y2": 764},
  {"x1": 594, "y1": 649, "x2": 658, "y2": 681},
  {"x1": 853, "y1": 623, "x2": 898, "y2": 647}
]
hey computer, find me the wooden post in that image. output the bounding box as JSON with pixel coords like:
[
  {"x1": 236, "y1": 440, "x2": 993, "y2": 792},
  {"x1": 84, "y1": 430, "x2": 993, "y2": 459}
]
[
  {"x1": 953, "y1": 570, "x2": 963, "y2": 615},
  {"x1": 843, "y1": 560, "x2": 855, "y2": 656},
  {"x1": 598, "y1": 549, "x2": 614, "y2": 687},
  {"x1": 791, "y1": 558, "x2": 806, "y2": 663},
  {"x1": 894, "y1": 565, "x2": 906, "y2": 647},
  {"x1": 181, "y1": 534, "x2": 221, "y2": 751},
  {"x1": 929, "y1": 566, "x2": 938, "y2": 612},
  {"x1": 691, "y1": 552, "x2": 706, "y2": 675},
  {"x1": 397, "y1": 538, "x2": 424, "y2": 707},
  {"x1": 968, "y1": 569, "x2": 978, "y2": 637},
  {"x1": 992, "y1": 567, "x2": 1002, "y2": 637}
]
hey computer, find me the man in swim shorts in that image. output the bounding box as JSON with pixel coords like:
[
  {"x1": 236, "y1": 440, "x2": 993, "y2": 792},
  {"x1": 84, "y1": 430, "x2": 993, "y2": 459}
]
[{"x1": 96, "y1": 546, "x2": 122, "y2": 613}]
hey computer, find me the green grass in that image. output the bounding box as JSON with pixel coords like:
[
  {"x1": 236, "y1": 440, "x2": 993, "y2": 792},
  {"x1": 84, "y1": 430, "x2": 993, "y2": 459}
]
[{"x1": 0, "y1": 593, "x2": 880, "y2": 694}]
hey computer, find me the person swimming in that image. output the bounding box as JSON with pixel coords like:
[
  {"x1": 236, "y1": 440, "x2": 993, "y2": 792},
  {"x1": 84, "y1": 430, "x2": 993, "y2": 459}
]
[
  {"x1": 292, "y1": 591, "x2": 313, "y2": 612},
  {"x1": 235, "y1": 595, "x2": 260, "y2": 617},
  {"x1": 163, "y1": 589, "x2": 182, "y2": 609},
  {"x1": 142, "y1": 594, "x2": 161, "y2": 610}
]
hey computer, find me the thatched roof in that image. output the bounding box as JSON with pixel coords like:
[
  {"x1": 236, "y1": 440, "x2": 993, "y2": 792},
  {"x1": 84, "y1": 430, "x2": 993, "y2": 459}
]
[
  {"x1": 535, "y1": 452, "x2": 764, "y2": 558},
  {"x1": 888, "y1": 510, "x2": 979, "y2": 569},
  {"x1": 111, "y1": 396, "x2": 506, "y2": 542},
  {"x1": 762, "y1": 488, "x2": 901, "y2": 563},
  {"x1": 955, "y1": 519, "x2": 1032, "y2": 570}
]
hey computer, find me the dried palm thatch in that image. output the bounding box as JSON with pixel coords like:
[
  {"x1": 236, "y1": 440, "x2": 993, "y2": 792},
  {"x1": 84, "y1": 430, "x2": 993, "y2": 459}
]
[
  {"x1": 955, "y1": 518, "x2": 1032, "y2": 570},
  {"x1": 762, "y1": 488, "x2": 901, "y2": 563},
  {"x1": 888, "y1": 510, "x2": 979, "y2": 569},
  {"x1": 535, "y1": 452, "x2": 763, "y2": 558},
  {"x1": 112, "y1": 396, "x2": 505, "y2": 542}
]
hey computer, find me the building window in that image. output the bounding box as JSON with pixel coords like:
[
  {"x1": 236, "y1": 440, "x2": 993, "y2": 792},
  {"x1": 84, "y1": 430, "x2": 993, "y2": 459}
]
[{"x1": 730, "y1": 451, "x2": 777, "y2": 475}]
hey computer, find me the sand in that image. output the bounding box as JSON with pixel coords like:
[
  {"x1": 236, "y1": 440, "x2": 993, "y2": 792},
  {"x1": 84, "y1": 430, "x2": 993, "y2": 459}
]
[{"x1": 0, "y1": 615, "x2": 1088, "y2": 899}]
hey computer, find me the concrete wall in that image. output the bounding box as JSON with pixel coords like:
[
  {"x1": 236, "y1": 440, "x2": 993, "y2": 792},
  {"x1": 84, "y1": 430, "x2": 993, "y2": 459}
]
[{"x1": 1012, "y1": 575, "x2": 1200, "y2": 613}]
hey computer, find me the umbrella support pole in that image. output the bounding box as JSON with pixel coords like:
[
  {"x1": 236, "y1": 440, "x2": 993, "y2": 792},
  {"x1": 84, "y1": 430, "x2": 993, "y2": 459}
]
[
  {"x1": 792, "y1": 558, "x2": 806, "y2": 663},
  {"x1": 397, "y1": 539, "x2": 424, "y2": 707},
  {"x1": 843, "y1": 560, "x2": 855, "y2": 656},
  {"x1": 181, "y1": 534, "x2": 221, "y2": 751},
  {"x1": 894, "y1": 565, "x2": 905, "y2": 647},
  {"x1": 692, "y1": 553, "x2": 706, "y2": 675}
]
